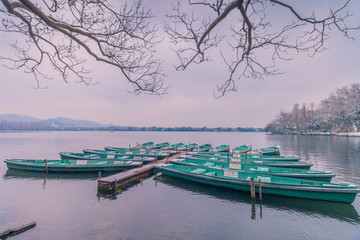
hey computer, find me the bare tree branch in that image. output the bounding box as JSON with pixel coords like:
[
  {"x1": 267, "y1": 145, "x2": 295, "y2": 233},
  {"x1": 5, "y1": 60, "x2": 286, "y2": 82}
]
[
  {"x1": 165, "y1": 0, "x2": 359, "y2": 97},
  {"x1": 0, "y1": 0, "x2": 167, "y2": 95}
]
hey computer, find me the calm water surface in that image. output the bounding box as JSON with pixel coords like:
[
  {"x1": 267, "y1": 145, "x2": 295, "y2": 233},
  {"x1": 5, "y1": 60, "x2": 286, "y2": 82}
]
[{"x1": 0, "y1": 131, "x2": 360, "y2": 240}]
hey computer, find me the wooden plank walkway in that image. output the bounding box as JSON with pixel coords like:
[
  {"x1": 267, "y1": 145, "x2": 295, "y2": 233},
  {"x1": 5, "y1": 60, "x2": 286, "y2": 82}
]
[{"x1": 97, "y1": 151, "x2": 183, "y2": 192}]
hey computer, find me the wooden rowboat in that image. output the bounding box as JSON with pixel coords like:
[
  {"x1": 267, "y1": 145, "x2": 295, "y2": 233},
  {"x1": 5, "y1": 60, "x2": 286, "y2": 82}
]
[
  {"x1": 232, "y1": 145, "x2": 251, "y2": 153},
  {"x1": 59, "y1": 152, "x2": 156, "y2": 163},
  {"x1": 210, "y1": 144, "x2": 230, "y2": 152},
  {"x1": 189, "y1": 152, "x2": 300, "y2": 161},
  {"x1": 251, "y1": 145, "x2": 280, "y2": 155},
  {"x1": 181, "y1": 155, "x2": 313, "y2": 169},
  {"x1": 195, "y1": 143, "x2": 212, "y2": 152},
  {"x1": 5, "y1": 158, "x2": 141, "y2": 172},
  {"x1": 154, "y1": 164, "x2": 359, "y2": 203},
  {"x1": 170, "y1": 158, "x2": 335, "y2": 182},
  {"x1": 177, "y1": 143, "x2": 198, "y2": 151}
]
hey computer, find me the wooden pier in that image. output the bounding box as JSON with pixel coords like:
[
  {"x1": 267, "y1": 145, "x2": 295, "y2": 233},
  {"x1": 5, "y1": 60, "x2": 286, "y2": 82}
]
[{"x1": 97, "y1": 151, "x2": 182, "y2": 192}]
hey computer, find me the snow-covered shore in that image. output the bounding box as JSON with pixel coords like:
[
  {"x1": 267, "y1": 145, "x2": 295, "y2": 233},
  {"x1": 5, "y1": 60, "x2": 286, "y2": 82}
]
[
  {"x1": 332, "y1": 132, "x2": 360, "y2": 137},
  {"x1": 267, "y1": 132, "x2": 360, "y2": 137}
]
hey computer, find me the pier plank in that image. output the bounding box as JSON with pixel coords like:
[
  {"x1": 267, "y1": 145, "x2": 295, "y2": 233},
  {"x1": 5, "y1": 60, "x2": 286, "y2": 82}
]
[{"x1": 97, "y1": 151, "x2": 182, "y2": 191}]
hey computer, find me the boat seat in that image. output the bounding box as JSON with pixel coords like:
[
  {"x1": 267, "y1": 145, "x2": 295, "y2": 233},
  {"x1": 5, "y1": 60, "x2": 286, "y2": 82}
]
[
  {"x1": 205, "y1": 171, "x2": 216, "y2": 176},
  {"x1": 257, "y1": 176, "x2": 272, "y2": 183},
  {"x1": 191, "y1": 168, "x2": 207, "y2": 174},
  {"x1": 203, "y1": 162, "x2": 216, "y2": 167},
  {"x1": 94, "y1": 161, "x2": 108, "y2": 165}
]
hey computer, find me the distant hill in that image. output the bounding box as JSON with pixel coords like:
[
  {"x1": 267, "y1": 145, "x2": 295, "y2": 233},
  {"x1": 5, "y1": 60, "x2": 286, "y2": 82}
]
[
  {"x1": 0, "y1": 114, "x2": 264, "y2": 132},
  {"x1": 0, "y1": 114, "x2": 114, "y2": 129},
  {"x1": 41, "y1": 117, "x2": 115, "y2": 128},
  {"x1": 0, "y1": 114, "x2": 41, "y2": 122}
]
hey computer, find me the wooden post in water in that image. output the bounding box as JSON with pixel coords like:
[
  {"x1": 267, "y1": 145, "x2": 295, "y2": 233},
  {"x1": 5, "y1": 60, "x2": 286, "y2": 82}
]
[
  {"x1": 259, "y1": 179, "x2": 262, "y2": 201},
  {"x1": 45, "y1": 159, "x2": 48, "y2": 173},
  {"x1": 245, "y1": 152, "x2": 247, "y2": 159},
  {"x1": 250, "y1": 178, "x2": 255, "y2": 199},
  {"x1": 98, "y1": 171, "x2": 101, "y2": 180},
  {"x1": 166, "y1": 153, "x2": 169, "y2": 163},
  {"x1": 227, "y1": 152, "x2": 229, "y2": 163}
]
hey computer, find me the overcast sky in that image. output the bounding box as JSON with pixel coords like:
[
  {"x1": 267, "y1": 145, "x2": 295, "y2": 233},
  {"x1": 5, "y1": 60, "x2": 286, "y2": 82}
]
[{"x1": 0, "y1": 1, "x2": 359, "y2": 128}]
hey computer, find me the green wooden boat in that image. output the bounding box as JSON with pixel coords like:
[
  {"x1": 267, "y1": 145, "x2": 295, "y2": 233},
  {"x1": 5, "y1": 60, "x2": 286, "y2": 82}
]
[
  {"x1": 153, "y1": 142, "x2": 170, "y2": 149},
  {"x1": 170, "y1": 159, "x2": 335, "y2": 182},
  {"x1": 181, "y1": 155, "x2": 313, "y2": 169},
  {"x1": 104, "y1": 146, "x2": 172, "y2": 158},
  {"x1": 251, "y1": 145, "x2": 280, "y2": 155},
  {"x1": 136, "y1": 141, "x2": 154, "y2": 148},
  {"x1": 154, "y1": 164, "x2": 359, "y2": 203},
  {"x1": 232, "y1": 145, "x2": 251, "y2": 153},
  {"x1": 190, "y1": 152, "x2": 300, "y2": 161},
  {"x1": 177, "y1": 143, "x2": 198, "y2": 151},
  {"x1": 210, "y1": 144, "x2": 230, "y2": 152},
  {"x1": 85, "y1": 148, "x2": 175, "y2": 157},
  {"x1": 5, "y1": 158, "x2": 141, "y2": 172},
  {"x1": 162, "y1": 143, "x2": 185, "y2": 150},
  {"x1": 59, "y1": 152, "x2": 156, "y2": 163},
  {"x1": 195, "y1": 143, "x2": 212, "y2": 152}
]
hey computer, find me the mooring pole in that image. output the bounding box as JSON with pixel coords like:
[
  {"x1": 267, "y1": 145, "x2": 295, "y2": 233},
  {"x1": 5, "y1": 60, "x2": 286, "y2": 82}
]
[
  {"x1": 259, "y1": 179, "x2": 262, "y2": 201},
  {"x1": 98, "y1": 171, "x2": 101, "y2": 180},
  {"x1": 250, "y1": 178, "x2": 255, "y2": 199},
  {"x1": 45, "y1": 159, "x2": 48, "y2": 173}
]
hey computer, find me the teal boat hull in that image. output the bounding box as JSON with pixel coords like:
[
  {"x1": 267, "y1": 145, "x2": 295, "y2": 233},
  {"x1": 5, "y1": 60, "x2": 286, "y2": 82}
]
[
  {"x1": 155, "y1": 164, "x2": 359, "y2": 203},
  {"x1": 196, "y1": 144, "x2": 212, "y2": 152},
  {"x1": 210, "y1": 144, "x2": 230, "y2": 152},
  {"x1": 5, "y1": 159, "x2": 141, "y2": 173},
  {"x1": 170, "y1": 159, "x2": 334, "y2": 182},
  {"x1": 183, "y1": 155, "x2": 312, "y2": 169}
]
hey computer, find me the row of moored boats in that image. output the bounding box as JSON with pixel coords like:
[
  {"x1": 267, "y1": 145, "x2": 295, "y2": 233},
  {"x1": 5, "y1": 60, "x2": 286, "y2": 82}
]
[{"x1": 4, "y1": 141, "x2": 359, "y2": 203}]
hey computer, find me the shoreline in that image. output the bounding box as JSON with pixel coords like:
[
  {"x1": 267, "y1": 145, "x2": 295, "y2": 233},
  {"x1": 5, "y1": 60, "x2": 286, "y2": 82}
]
[{"x1": 267, "y1": 132, "x2": 360, "y2": 137}]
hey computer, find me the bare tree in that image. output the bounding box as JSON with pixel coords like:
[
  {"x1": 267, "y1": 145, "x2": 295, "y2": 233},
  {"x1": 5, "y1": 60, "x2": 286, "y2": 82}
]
[
  {"x1": 266, "y1": 83, "x2": 360, "y2": 134},
  {"x1": 164, "y1": 0, "x2": 359, "y2": 97},
  {"x1": 0, "y1": 0, "x2": 167, "y2": 95}
]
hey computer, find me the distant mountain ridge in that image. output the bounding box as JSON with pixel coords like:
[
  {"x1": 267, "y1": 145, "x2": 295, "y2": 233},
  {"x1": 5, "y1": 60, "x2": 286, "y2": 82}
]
[
  {"x1": 0, "y1": 114, "x2": 264, "y2": 132},
  {"x1": 0, "y1": 114, "x2": 114, "y2": 128}
]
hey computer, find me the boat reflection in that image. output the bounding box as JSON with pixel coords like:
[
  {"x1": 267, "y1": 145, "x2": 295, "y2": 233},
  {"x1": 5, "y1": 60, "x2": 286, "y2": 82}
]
[
  {"x1": 4, "y1": 169, "x2": 116, "y2": 181},
  {"x1": 156, "y1": 175, "x2": 360, "y2": 223}
]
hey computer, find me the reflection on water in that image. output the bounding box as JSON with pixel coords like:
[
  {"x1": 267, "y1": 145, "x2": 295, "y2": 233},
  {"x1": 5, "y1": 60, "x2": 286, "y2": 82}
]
[
  {"x1": 4, "y1": 169, "x2": 114, "y2": 181},
  {"x1": 268, "y1": 135, "x2": 360, "y2": 184},
  {"x1": 1, "y1": 132, "x2": 360, "y2": 239},
  {"x1": 156, "y1": 175, "x2": 360, "y2": 224}
]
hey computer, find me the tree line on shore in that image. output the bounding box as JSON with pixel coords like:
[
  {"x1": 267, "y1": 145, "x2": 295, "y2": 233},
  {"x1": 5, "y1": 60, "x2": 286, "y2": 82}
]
[
  {"x1": 0, "y1": 121, "x2": 263, "y2": 133},
  {"x1": 265, "y1": 83, "x2": 360, "y2": 134}
]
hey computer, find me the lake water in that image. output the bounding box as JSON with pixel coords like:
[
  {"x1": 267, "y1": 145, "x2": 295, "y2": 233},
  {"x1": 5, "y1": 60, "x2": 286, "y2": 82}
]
[{"x1": 1, "y1": 131, "x2": 360, "y2": 240}]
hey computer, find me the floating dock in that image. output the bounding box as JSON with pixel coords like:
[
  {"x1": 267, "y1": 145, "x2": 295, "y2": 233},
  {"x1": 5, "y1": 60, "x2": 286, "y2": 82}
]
[{"x1": 97, "y1": 152, "x2": 182, "y2": 192}]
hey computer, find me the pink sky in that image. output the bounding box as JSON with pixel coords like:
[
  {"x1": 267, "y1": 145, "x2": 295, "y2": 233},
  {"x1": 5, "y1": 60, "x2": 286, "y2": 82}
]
[{"x1": 0, "y1": 1, "x2": 359, "y2": 128}]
